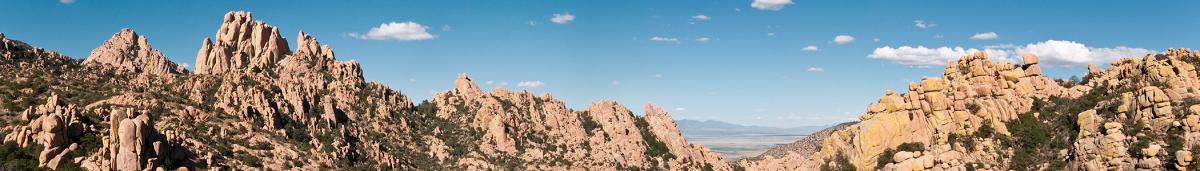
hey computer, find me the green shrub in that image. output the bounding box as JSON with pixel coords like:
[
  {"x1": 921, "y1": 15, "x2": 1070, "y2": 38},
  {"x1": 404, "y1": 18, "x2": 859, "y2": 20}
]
[
  {"x1": 820, "y1": 151, "x2": 856, "y2": 171},
  {"x1": 634, "y1": 115, "x2": 675, "y2": 166},
  {"x1": 875, "y1": 142, "x2": 925, "y2": 170},
  {"x1": 0, "y1": 142, "x2": 43, "y2": 170},
  {"x1": 579, "y1": 111, "x2": 600, "y2": 136}
]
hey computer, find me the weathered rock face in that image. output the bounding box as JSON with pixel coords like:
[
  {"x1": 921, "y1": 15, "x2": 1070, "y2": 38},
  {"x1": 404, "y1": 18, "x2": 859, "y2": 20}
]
[{"x1": 84, "y1": 28, "x2": 187, "y2": 75}]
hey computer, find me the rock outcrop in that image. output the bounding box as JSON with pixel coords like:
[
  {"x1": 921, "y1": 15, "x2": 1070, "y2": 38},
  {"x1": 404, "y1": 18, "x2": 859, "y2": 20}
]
[
  {"x1": 1, "y1": 94, "x2": 86, "y2": 169},
  {"x1": 84, "y1": 28, "x2": 187, "y2": 75}
]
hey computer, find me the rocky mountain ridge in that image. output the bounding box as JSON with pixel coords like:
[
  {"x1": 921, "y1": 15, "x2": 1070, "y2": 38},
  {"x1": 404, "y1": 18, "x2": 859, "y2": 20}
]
[{"x1": 0, "y1": 11, "x2": 728, "y2": 170}]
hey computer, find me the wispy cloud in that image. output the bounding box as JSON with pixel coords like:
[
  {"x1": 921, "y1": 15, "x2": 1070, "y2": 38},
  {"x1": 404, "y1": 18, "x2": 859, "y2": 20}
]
[
  {"x1": 802, "y1": 45, "x2": 819, "y2": 51},
  {"x1": 691, "y1": 15, "x2": 711, "y2": 21},
  {"x1": 350, "y1": 22, "x2": 435, "y2": 41},
  {"x1": 752, "y1": 0, "x2": 793, "y2": 10},
  {"x1": 550, "y1": 13, "x2": 576, "y2": 24},
  {"x1": 970, "y1": 32, "x2": 998, "y2": 40},
  {"x1": 517, "y1": 81, "x2": 545, "y2": 88},
  {"x1": 807, "y1": 67, "x2": 825, "y2": 72},
  {"x1": 914, "y1": 20, "x2": 936, "y2": 28},
  {"x1": 649, "y1": 36, "x2": 680, "y2": 43},
  {"x1": 834, "y1": 35, "x2": 855, "y2": 45},
  {"x1": 695, "y1": 37, "x2": 711, "y2": 43}
]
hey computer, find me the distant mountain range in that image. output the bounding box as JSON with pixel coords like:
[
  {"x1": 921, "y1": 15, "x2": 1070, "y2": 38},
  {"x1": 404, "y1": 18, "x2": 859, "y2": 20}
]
[{"x1": 675, "y1": 119, "x2": 829, "y2": 136}]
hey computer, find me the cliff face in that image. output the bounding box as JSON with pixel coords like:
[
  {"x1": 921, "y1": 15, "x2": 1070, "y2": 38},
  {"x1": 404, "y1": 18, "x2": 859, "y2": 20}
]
[
  {"x1": 741, "y1": 49, "x2": 1200, "y2": 170},
  {"x1": 0, "y1": 11, "x2": 726, "y2": 170}
]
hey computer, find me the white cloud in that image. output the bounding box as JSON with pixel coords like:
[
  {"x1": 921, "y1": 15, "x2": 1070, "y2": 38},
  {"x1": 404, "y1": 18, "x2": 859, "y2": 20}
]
[
  {"x1": 970, "y1": 32, "x2": 998, "y2": 40},
  {"x1": 611, "y1": 81, "x2": 621, "y2": 85},
  {"x1": 351, "y1": 22, "x2": 435, "y2": 41},
  {"x1": 914, "y1": 20, "x2": 936, "y2": 28},
  {"x1": 485, "y1": 80, "x2": 495, "y2": 85},
  {"x1": 675, "y1": 107, "x2": 687, "y2": 111},
  {"x1": 179, "y1": 63, "x2": 190, "y2": 68},
  {"x1": 873, "y1": 38, "x2": 881, "y2": 42},
  {"x1": 833, "y1": 35, "x2": 855, "y2": 45},
  {"x1": 499, "y1": 82, "x2": 509, "y2": 86},
  {"x1": 517, "y1": 81, "x2": 545, "y2": 88},
  {"x1": 550, "y1": 13, "x2": 576, "y2": 24},
  {"x1": 801, "y1": 45, "x2": 819, "y2": 51},
  {"x1": 695, "y1": 37, "x2": 711, "y2": 43},
  {"x1": 649, "y1": 36, "x2": 680, "y2": 43},
  {"x1": 934, "y1": 35, "x2": 945, "y2": 39},
  {"x1": 807, "y1": 67, "x2": 825, "y2": 72},
  {"x1": 766, "y1": 32, "x2": 776, "y2": 36},
  {"x1": 654, "y1": 74, "x2": 663, "y2": 78},
  {"x1": 528, "y1": 21, "x2": 537, "y2": 26},
  {"x1": 691, "y1": 15, "x2": 711, "y2": 21},
  {"x1": 752, "y1": 0, "x2": 793, "y2": 11},
  {"x1": 867, "y1": 40, "x2": 1155, "y2": 67},
  {"x1": 59, "y1": 0, "x2": 75, "y2": 4}
]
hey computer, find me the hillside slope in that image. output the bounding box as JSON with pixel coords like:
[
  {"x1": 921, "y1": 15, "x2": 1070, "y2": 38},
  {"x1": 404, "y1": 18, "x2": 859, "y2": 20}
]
[{"x1": 0, "y1": 11, "x2": 728, "y2": 170}]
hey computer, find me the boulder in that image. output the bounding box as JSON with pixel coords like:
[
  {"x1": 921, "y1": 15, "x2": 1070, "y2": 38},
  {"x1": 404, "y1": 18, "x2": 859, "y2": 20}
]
[{"x1": 894, "y1": 151, "x2": 914, "y2": 163}]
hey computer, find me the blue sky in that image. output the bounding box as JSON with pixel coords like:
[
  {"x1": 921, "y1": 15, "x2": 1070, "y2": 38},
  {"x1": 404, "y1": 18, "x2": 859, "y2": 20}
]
[{"x1": 3, "y1": 0, "x2": 1199, "y2": 127}]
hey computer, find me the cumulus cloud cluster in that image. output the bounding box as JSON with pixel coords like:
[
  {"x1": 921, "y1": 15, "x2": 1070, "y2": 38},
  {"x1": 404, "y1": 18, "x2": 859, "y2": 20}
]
[
  {"x1": 868, "y1": 40, "x2": 1154, "y2": 67},
  {"x1": 350, "y1": 22, "x2": 435, "y2": 41}
]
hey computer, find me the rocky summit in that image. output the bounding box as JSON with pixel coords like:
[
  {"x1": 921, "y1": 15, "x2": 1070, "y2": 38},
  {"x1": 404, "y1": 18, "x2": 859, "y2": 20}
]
[{"x1": 1, "y1": 9, "x2": 1198, "y2": 171}]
